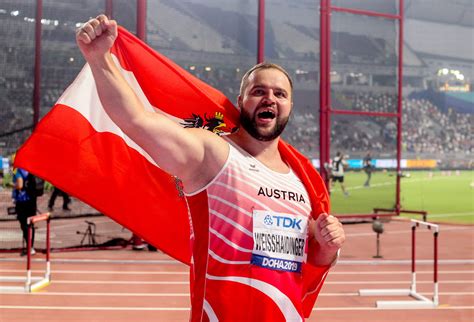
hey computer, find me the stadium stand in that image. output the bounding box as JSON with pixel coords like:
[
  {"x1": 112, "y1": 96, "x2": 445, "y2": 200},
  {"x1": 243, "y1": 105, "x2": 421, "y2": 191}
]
[
  {"x1": 0, "y1": 0, "x2": 472, "y2": 251},
  {"x1": 267, "y1": 22, "x2": 318, "y2": 59},
  {"x1": 149, "y1": 1, "x2": 235, "y2": 54},
  {"x1": 283, "y1": 90, "x2": 472, "y2": 159}
]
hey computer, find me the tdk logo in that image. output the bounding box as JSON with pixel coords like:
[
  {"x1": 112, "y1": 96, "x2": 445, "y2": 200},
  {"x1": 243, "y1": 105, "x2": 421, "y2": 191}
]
[
  {"x1": 263, "y1": 215, "x2": 274, "y2": 225},
  {"x1": 263, "y1": 215, "x2": 302, "y2": 230}
]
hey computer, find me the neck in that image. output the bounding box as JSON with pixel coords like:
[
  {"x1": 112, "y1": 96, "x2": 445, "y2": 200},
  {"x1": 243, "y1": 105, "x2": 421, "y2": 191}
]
[{"x1": 229, "y1": 129, "x2": 289, "y2": 173}]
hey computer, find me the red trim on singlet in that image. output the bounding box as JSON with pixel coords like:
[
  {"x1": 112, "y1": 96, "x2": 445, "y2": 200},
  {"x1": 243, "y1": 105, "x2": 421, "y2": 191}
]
[{"x1": 187, "y1": 191, "x2": 211, "y2": 322}]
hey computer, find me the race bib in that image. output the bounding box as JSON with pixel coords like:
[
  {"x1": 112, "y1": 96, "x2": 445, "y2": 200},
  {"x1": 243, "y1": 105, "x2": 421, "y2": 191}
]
[{"x1": 251, "y1": 210, "x2": 308, "y2": 273}]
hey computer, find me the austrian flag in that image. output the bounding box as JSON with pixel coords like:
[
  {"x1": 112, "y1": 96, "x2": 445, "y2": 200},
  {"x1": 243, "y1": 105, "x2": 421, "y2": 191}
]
[
  {"x1": 15, "y1": 26, "x2": 240, "y2": 264},
  {"x1": 15, "y1": 26, "x2": 330, "y2": 316}
]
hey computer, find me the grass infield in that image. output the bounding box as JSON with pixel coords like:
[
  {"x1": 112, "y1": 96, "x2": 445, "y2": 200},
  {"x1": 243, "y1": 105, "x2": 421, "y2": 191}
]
[{"x1": 330, "y1": 170, "x2": 473, "y2": 224}]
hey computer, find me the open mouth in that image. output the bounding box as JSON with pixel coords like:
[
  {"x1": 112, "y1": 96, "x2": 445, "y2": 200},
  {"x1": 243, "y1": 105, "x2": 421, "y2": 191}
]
[{"x1": 257, "y1": 109, "x2": 276, "y2": 120}]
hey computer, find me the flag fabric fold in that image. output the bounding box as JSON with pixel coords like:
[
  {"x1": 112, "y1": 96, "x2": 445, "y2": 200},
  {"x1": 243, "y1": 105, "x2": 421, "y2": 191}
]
[{"x1": 14, "y1": 26, "x2": 329, "y2": 315}]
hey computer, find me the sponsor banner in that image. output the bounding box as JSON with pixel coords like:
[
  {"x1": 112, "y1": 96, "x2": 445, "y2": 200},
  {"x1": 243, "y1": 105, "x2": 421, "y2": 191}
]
[
  {"x1": 251, "y1": 254, "x2": 302, "y2": 273},
  {"x1": 401, "y1": 159, "x2": 408, "y2": 168},
  {"x1": 347, "y1": 159, "x2": 363, "y2": 169},
  {"x1": 406, "y1": 159, "x2": 437, "y2": 168},
  {"x1": 311, "y1": 158, "x2": 438, "y2": 169},
  {"x1": 374, "y1": 159, "x2": 397, "y2": 168}
]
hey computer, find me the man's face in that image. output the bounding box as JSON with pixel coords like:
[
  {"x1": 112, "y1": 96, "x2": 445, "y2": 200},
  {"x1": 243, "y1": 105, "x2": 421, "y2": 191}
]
[{"x1": 238, "y1": 68, "x2": 293, "y2": 141}]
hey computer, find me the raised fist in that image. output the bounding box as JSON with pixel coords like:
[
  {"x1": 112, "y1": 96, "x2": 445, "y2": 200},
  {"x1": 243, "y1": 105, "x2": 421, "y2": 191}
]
[{"x1": 76, "y1": 14, "x2": 118, "y2": 62}]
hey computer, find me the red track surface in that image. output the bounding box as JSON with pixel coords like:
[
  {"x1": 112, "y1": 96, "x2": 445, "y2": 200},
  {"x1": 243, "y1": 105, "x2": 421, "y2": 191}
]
[{"x1": 1, "y1": 219, "x2": 473, "y2": 321}]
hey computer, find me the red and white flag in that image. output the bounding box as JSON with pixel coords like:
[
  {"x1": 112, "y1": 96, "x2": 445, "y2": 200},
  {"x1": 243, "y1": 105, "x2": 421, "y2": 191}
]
[
  {"x1": 15, "y1": 27, "x2": 329, "y2": 314},
  {"x1": 15, "y1": 27, "x2": 241, "y2": 263}
]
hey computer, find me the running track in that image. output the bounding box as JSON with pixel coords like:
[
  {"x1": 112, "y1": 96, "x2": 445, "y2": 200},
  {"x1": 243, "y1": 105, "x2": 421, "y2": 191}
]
[{"x1": 1, "y1": 219, "x2": 473, "y2": 321}]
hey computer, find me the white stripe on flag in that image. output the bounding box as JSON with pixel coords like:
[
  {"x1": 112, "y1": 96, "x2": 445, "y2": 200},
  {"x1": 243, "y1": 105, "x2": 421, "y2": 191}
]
[{"x1": 56, "y1": 55, "x2": 183, "y2": 167}]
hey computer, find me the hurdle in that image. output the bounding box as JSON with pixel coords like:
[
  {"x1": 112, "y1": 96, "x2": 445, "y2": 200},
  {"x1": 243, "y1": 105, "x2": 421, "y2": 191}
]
[
  {"x1": 359, "y1": 219, "x2": 439, "y2": 308},
  {"x1": 0, "y1": 212, "x2": 51, "y2": 293}
]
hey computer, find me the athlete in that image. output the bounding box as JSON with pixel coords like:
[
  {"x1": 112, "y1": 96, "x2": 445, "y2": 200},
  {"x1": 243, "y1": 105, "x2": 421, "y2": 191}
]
[
  {"x1": 76, "y1": 15, "x2": 345, "y2": 321},
  {"x1": 363, "y1": 152, "x2": 373, "y2": 187},
  {"x1": 331, "y1": 152, "x2": 349, "y2": 196}
]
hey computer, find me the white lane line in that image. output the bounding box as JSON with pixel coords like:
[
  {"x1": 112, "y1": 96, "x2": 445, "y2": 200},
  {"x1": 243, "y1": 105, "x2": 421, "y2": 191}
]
[
  {"x1": 320, "y1": 292, "x2": 474, "y2": 297},
  {"x1": 0, "y1": 255, "x2": 474, "y2": 266},
  {"x1": 324, "y1": 280, "x2": 474, "y2": 285},
  {"x1": 0, "y1": 305, "x2": 189, "y2": 311},
  {"x1": 1, "y1": 259, "x2": 472, "y2": 265},
  {"x1": 27, "y1": 292, "x2": 190, "y2": 297},
  {"x1": 2, "y1": 269, "x2": 472, "y2": 275},
  {"x1": 325, "y1": 280, "x2": 473, "y2": 285},
  {"x1": 313, "y1": 306, "x2": 474, "y2": 311},
  {"x1": 16, "y1": 291, "x2": 472, "y2": 297},
  {"x1": 337, "y1": 259, "x2": 474, "y2": 265},
  {"x1": 50, "y1": 280, "x2": 189, "y2": 284},
  {"x1": 0, "y1": 258, "x2": 182, "y2": 264},
  {"x1": 433, "y1": 292, "x2": 474, "y2": 296},
  {"x1": 319, "y1": 291, "x2": 474, "y2": 296},
  {"x1": 0, "y1": 305, "x2": 472, "y2": 311},
  {"x1": 0, "y1": 269, "x2": 188, "y2": 275},
  {"x1": 31, "y1": 280, "x2": 471, "y2": 285},
  {"x1": 328, "y1": 270, "x2": 474, "y2": 275}
]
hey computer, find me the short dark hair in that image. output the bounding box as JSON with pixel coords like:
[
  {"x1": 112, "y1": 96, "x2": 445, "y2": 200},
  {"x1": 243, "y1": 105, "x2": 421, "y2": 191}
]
[{"x1": 239, "y1": 62, "x2": 293, "y2": 98}]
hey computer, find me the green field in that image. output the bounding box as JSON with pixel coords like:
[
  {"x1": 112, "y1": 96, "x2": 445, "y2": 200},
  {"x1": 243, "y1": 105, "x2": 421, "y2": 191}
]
[{"x1": 330, "y1": 170, "x2": 473, "y2": 224}]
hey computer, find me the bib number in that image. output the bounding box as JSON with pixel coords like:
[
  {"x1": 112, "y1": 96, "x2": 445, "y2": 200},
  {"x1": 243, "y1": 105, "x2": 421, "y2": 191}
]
[{"x1": 251, "y1": 210, "x2": 308, "y2": 273}]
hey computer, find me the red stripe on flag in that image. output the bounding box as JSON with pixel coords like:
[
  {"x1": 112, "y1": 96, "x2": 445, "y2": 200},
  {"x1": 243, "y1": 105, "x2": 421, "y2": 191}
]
[
  {"x1": 111, "y1": 27, "x2": 240, "y2": 130},
  {"x1": 15, "y1": 104, "x2": 191, "y2": 264}
]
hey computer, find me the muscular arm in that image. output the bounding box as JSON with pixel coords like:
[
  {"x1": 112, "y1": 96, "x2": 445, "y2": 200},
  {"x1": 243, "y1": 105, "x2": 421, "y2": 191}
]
[{"x1": 76, "y1": 16, "x2": 226, "y2": 192}]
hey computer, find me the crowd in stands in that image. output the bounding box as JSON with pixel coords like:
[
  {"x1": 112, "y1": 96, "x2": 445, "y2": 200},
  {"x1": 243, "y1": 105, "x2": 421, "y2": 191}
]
[
  {"x1": 1, "y1": 65, "x2": 471, "y2": 159},
  {"x1": 284, "y1": 111, "x2": 320, "y2": 156},
  {"x1": 0, "y1": 4, "x2": 470, "y2": 160},
  {"x1": 403, "y1": 98, "x2": 472, "y2": 155},
  {"x1": 284, "y1": 91, "x2": 472, "y2": 158}
]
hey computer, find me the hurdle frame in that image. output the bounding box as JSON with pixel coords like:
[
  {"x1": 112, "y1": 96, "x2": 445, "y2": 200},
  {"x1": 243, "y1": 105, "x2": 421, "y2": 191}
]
[
  {"x1": 359, "y1": 219, "x2": 439, "y2": 308},
  {"x1": 0, "y1": 212, "x2": 51, "y2": 293}
]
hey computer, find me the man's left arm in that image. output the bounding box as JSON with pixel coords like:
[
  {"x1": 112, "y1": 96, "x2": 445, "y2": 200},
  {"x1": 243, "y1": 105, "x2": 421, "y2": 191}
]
[{"x1": 307, "y1": 213, "x2": 345, "y2": 266}]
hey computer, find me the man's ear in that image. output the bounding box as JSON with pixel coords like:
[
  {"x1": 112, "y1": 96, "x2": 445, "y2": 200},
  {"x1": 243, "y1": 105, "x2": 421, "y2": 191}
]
[{"x1": 237, "y1": 96, "x2": 243, "y2": 111}]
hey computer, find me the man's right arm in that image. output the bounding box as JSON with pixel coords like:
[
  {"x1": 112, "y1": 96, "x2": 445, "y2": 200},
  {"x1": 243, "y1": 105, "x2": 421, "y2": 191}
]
[{"x1": 76, "y1": 15, "x2": 226, "y2": 192}]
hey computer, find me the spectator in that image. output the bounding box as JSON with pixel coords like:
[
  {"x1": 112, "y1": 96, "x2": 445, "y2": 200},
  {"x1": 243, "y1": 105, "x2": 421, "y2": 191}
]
[
  {"x1": 12, "y1": 168, "x2": 37, "y2": 256},
  {"x1": 363, "y1": 152, "x2": 374, "y2": 187},
  {"x1": 48, "y1": 186, "x2": 71, "y2": 211},
  {"x1": 330, "y1": 152, "x2": 349, "y2": 196}
]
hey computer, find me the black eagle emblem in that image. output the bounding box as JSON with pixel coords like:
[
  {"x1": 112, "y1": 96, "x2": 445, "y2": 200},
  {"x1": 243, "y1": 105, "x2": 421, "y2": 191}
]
[{"x1": 181, "y1": 112, "x2": 227, "y2": 135}]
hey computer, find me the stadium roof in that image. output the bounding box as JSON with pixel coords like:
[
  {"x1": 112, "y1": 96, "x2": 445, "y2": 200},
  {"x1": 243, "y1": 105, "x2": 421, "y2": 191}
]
[
  {"x1": 329, "y1": 0, "x2": 473, "y2": 27},
  {"x1": 405, "y1": 0, "x2": 473, "y2": 28}
]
